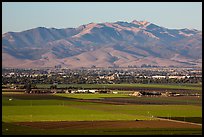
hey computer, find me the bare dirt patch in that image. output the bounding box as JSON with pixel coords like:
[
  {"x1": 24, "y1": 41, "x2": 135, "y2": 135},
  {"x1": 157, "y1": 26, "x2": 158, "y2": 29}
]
[
  {"x1": 76, "y1": 96, "x2": 202, "y2": 105},
  {"x1": 14, "y1": 120, "x2": 202, "y2": 130}
]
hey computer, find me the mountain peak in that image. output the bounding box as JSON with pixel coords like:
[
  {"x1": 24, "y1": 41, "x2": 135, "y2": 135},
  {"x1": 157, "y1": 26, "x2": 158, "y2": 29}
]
[
  {"x1": 131, "y1": 20, "x2": 150, "y2": 26},
  {"x1": 2, "y1": 20, "x2": 202, "y2": 68}
]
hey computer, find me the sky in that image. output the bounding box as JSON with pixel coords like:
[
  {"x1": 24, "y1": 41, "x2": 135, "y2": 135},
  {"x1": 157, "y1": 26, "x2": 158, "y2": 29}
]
[{"x1": 2, "y1": 2, "x2": 202, "y2": 34}]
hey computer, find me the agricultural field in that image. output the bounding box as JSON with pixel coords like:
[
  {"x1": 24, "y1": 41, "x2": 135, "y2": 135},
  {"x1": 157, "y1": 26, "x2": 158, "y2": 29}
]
[
  {"x1": 35, "y1": 83, "x2": 202, "y2": 91},
  {"x1": 2, "y1": 90, "x2": 202, "y2": 135},
  {"x1": 56, "y1": 93, "x2": 202, "y2": 105}
]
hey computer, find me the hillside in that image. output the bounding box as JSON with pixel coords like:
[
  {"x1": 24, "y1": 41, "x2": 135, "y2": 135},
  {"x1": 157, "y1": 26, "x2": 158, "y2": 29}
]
[{"x1": 2, "y1": 20, "x2": 202, "y2": 68}]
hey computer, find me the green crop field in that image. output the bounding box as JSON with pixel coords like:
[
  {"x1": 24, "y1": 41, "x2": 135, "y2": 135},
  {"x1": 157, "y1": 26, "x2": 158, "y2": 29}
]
[
  {"x1": 2, "y1": 95, "x2": 155, "y2": 122},
  {"x1": 2, "y1": 94, "x2": 202, "y2": 122},
  {"x1": 56, "y1": 93, "x2": 129, "y2": 99},
  {"x1": 36, "y1": 83, "x2": 202, "y2": 90},
  {"x1": 3, "y1": 105, "x2": 153, "y2": 122},
  {"x1": 2, "y1": 93, "x2": 202, "y2": 135}
]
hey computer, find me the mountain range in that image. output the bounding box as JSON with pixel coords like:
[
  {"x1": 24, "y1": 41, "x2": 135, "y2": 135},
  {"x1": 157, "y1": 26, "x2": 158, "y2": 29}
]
[{"x1": 2, "y1": 20, "x2": 202, "y2": 68}]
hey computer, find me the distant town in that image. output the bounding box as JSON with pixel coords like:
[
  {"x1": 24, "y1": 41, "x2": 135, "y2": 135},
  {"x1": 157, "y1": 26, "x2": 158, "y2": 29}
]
[{"x1": 2, "y1": 67, "x2": 202, "y2": 85}]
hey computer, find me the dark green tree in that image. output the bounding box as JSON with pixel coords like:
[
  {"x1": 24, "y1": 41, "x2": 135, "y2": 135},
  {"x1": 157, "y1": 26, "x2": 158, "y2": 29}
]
[{"x1": 25, "y1": 83, "x2": 32, "y2": 93}]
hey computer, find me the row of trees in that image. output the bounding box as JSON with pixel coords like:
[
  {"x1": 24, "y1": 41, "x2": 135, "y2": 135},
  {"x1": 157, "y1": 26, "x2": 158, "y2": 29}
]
[
  {"x1": 3, "y1": 75, "x2": 202, "y2": 85},
  {"x1": 2, "y1": 78, "x2": 202, "y2": 89},
  {"x1": 25, "y1": 83, "x2": 57, "y2": 93}
]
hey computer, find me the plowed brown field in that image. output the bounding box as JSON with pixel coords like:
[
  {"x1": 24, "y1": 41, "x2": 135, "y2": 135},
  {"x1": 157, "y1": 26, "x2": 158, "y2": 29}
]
[{"x1": 14, "y1": 120, "x2": 202, "y2": 130}]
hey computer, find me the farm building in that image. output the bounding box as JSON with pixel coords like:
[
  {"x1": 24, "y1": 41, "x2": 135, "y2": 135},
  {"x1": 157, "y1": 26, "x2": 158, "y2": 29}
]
[
  {"x1": 76, "y1": 90, "x2": 88, "y2": 93},
  {"x1": 161, "y1": 92, "x2": 170, "y2": 97},
  {"x1": 168, "y1": 76, "x2": 186, "y2": 79},
  {"x1": 112, "y1": 91, "x2": 118, "y2": 94},
  {"x1": 97, "y1": 90, "x2": 111, "y2": 94},
  {"x1": 140, "y1": 91, "x2": 161, "y2": 96},
  {"x1": 27, "y1": 89, "x2": 52, "y2": 94},
  {"x1": 161, "y1": 92, "x2": 182, "y2": 97},
  {"x1": 88, "y1": 90, "x2": 98, "y2": 93},
  {"x1": 152, "y1": 75, "x2": 166, "y2": 79},
  {"x1": 129, "y1": 91, "x2": 142, "y2": 97},
  {"x1": 129, "y1": 91, "x2": 163, "y2": 97}
]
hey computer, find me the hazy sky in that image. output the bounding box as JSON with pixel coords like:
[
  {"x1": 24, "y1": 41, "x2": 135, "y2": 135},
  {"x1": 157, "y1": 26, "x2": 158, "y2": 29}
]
[{"x1": 2, "y1": 2, "x2": 202, "y2": 33}]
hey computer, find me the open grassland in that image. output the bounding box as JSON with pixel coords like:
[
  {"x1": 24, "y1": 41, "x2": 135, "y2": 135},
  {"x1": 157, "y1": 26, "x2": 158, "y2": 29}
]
[{"x1": 36, "y1": 83, "x2": 202, "y2": 90}]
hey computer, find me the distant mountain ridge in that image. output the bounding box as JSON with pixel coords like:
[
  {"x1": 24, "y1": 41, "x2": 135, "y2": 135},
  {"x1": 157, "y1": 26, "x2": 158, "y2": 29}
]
[{"x1": 2, "y1": 20, "x2": 202, "y2": 68}]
